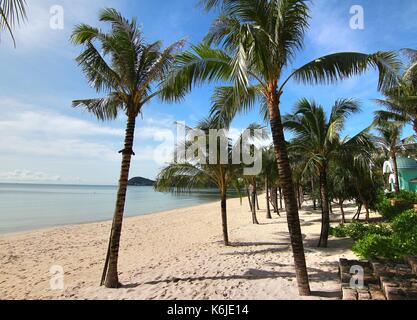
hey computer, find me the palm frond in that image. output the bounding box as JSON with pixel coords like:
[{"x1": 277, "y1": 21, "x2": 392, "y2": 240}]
[
  {"x1": 72, "y1": 94, "x2": 124, "y2": 121},
  {"x1": 209, "y1": 85, "x2": 263, "y2": 128},
  {"x1": 0, "y1": 0, "x2": 27, "y2": 46},
  {"x1": 290, "y1": 51, "x2": 401, "y2": 92},
  {"x1": 161, "y1": 43, "x2": 235, "y2": 102},
  {"x1": 155, "y1": 163, "x2": 209, "y2": 192}
]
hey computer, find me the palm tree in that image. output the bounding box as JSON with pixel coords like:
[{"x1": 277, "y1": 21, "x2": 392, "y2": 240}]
[
  {"x1": 262, "y1": 147, "x2": 278, "y2": 219},
  {"x1": 0, "y1": 0, "x2": 27, "y2": 46},
  {"x1": 161, "y1": 0, "x2": 399, "y2": 296},
  {"x1": 372, "y1": 119, "x2": 407, "y2": 194},
  {"x1": 155, "y1": 118, "x2": 260, "y2": 246},
  {"x1": 328, "y1": 165, "x2": 354, "y2": 224},
  {"x1": 71, "y1": 8, "x2": 185, "y2": 288},
  {"x1": 284, "y1": 99, "x2": 374, "y2": 247},
  {"x1": 375, "y1": 49, "x2": 417, "y2": 134}
]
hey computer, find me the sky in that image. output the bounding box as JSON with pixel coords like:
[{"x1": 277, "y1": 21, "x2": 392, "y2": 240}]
[{"x1": 0, "y1": 0, "x2": 417, "y2": 185}]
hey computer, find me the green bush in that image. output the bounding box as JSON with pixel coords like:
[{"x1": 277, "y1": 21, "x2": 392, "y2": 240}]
[
  {"x1": 386, "y1": 190, "x2": 417, "y2": 203},
  {"x1": 374, "y1": 192, "x2": 415, "y2": 220},
  {"x1": 352, "y1": 210, "x2": 417, "y2": 259},
  {"x1": 352, "y1": 234, "x2": 396, "y2": 259},
  {"x1": 391, "y1": 210, "x2": 417, "y2": 257},
  {"x1": 330, "y1": 222, "x2": 392, "y2": 241}
]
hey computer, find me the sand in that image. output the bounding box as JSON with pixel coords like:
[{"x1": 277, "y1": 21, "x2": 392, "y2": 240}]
[{"x1": 0, "y1": 197, "x2": 360, "y2": 300}]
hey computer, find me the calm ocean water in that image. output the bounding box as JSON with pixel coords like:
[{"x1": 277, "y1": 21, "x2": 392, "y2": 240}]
[{"x1": 0, "y1": 183, "x2": 220, "y2": 234}]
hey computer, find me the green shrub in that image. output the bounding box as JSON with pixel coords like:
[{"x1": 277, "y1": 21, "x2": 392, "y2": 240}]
[
  {"x1": 392, "y1": 209, "x2": 417, "y2": 233},
  {"x1": 353, "y1": 234, "x2": 396, "y2": 259},
  {"x1": 330, "y1": 224, "x2": 348, "y2": 238},
  {"x1": 375, "y1": 191, "x2": 417, "y2": 220},
  {"x1": 352, "y1": 210, "x2": 417, "y2": 259},
  {"x1": 386, "y1": 190, "x2": 417, "y2": 204},
  {"x1": 391, "y1": 210, "x2": 417, "y2": 257},
  {"x1": 330, "y1": 222, "x2": 392, "y2": 241}
]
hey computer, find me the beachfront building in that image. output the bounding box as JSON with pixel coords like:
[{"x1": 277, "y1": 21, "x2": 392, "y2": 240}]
[{"x1": 383, "y1": 157, "x2": 417, "y2": 192}]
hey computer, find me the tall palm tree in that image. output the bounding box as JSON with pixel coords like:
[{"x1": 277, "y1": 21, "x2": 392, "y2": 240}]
[
  {"x1": 0, "y1": 0, "x2": 27, "y2": 46},
  {"x1": 71, "y1": 8, "x2": 185, "y2": 289},
  {"x1": 262, "y1": 147, "x2": 278, "y2": 219},
  {"x1": 155, "y1": 118, "x2": 260, "y2": 246},
  {"x1": 375, "y1": 49, "x2": 417, "y2": 134},
  {"x1": 328, "y1": 166, "x2": 352, "y2": 224},
  {"x1": 161, "y1": 0, "x2": 398, "y2": 296},
  {"x1": 372, "y1": 119, "x2": 407, "y2": 194},
  {"x1": 284, "y1": 99, "x2": 374, "y2": 247}
]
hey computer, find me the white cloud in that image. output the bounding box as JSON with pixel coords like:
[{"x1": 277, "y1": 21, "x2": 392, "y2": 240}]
[
  {"x1": 0, "y1": 98, "x2": 123, "y2": 161},
  {"x1": 0, "y1": 110, "x2": 123, "y2": 138},
  {"x1": 0, "y1": 169, "x2": 62, "y2": 182}
]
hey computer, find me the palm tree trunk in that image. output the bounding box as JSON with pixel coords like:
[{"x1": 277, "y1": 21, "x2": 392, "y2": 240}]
[
  {"x1": 276, "y1": 188, "x2": 281, "y2": 216},
  {"x1": 266, "y1": 179, "x2": 272, "y2": 219},
  {"x1": 270, "y1": 187, "x2": 278, "y2": 212},
  {"x1": 297, "y1": 185, "x2": 302, "y2": 209},
  {"x1": 246, "y1": 187, "x2": 253, "y2": 212},
  {"x1": 221, "y1": 189, "x2": 229, "y2": 246},
  {"x1": 392, "y1": 151, "x2": 400, "y2": 193},
  {"x1": 268, "y1": 89, "x2": 310, "y2": 296},
  {"x1": 365, "y1": 203, "x2": 370, "y2": 222},
  {"x1": 340, "y1": 199, "x2": 346, "y2": 224},
  {"x1": 279, "y1": 187, "x2": 283, "y2": 210},
  {"x1": 101, "y1": 115, "x2": 136, "y2": 288},
  {"x1": 256, "y1": 191, "x2": 260, "y2": 210},
  {"x1": 353, "y1": 203, "x2": 362, "y2": 220},
  {"x1": 251, "y1": 182, "x2": 259, "y2": 225},
  {"x1": 311, "y1": 179, "x2": 317, "y2": 210},
  {"x1": 318, "y1": 167, "x2": 330, "y2": 248}
]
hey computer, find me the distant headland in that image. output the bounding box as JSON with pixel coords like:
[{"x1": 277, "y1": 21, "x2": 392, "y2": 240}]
[{"x1": 127, "y1": 177, "x2": 155, "y2": 187}]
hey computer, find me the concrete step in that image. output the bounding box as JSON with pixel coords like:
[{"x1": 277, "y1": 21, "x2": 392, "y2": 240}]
[
  {"x1": 371, "y1": 259, "x2": 417, "y2": 300},
  {"x1": 339, "y1": 259, "x2": 385, "y2": 300}
]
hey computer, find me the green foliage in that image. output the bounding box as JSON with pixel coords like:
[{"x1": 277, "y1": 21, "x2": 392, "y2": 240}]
[
  {"x1": 386, "y1": 190, "x2": 417, "y2": 203},
  {"x1": 374, "y1": 191, "x2": 417, "y2": 220},
  {"x1": 352, "y1": 234, "x2": 396, "y2": 259},
  {"x1": 351, "y1": 210, "x2": 417, "y2": 259},
  {"x1": 330, "y1": 222, "x2": 392, "y2": 241},
  {"x1": 391, "y1": 210, "x2": 417, "y2": 257}
]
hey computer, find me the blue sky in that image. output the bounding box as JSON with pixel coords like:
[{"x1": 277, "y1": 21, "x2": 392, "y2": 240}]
[{"x1": 0, "y1": 0, "x2": 417, "y2": 185}]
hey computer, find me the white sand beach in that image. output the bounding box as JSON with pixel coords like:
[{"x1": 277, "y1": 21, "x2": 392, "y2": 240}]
[{"x1": 0, "y1": 198, "x2": 358, "y2": 300}]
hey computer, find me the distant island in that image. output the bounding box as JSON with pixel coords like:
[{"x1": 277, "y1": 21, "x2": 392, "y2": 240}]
[{"x1": 127, "y1": 177, "x2": 155, "y2": 187}]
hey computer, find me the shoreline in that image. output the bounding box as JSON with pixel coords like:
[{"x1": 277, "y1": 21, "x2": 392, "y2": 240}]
[
  {"x1": 0, "y1": 198, "x2": 358, "y2": 300},
  {"x1": 0, "y1": 199, "x2": 221, "y2": 238}
]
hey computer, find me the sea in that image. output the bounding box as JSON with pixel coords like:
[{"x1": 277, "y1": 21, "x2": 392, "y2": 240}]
[{"x1": 0, "y1": 183, "x2": 221, "y2": 234}]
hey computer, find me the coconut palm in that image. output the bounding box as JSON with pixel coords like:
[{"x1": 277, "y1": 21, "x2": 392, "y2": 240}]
[
  {"x1": 284, "y1": 98, "x2": 374, "y2": 247},
  {"x1": 375, "y1": 49, "x2": 417, "y2": 134},
  {"x1": 0, "y1": 0, "x2": 27, "y2": 46},
  {"x1": 155, "y1": 118, "x2": 262, "y2": 246},
  {"x1": 262, "y1": 147, "x2": 278, "y2": 219},
  {"x1": 161, "y1": 0, "x2": 398, "y2": 296},
  {"x1": 71, "y1": 8, "x2": 185, "y2": 288},
  {"x1": 372, "y1": 119, "x2": 407, "y2": 194},
  {"x1": 328, "y1": 165, "x2": 354, "y2": 224}
]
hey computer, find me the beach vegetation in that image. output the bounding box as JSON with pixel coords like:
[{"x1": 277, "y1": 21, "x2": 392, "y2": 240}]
[{"x1": 160, "y1": 0, "x2": 399, "y2": 296}]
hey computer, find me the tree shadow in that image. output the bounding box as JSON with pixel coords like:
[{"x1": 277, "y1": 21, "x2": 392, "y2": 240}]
[
  {"x1": 304, "y1": 237, "x2": 354, "y2": 253},
  {"x1": 230, "y1": 242, "x2": 289, "y2": 247},
  {"x1": 142, "y1": 269, "x2": 296, "y2": 285},
  {"x1": 222, "y1": 246, "x2": 290, "y2": 256}
]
